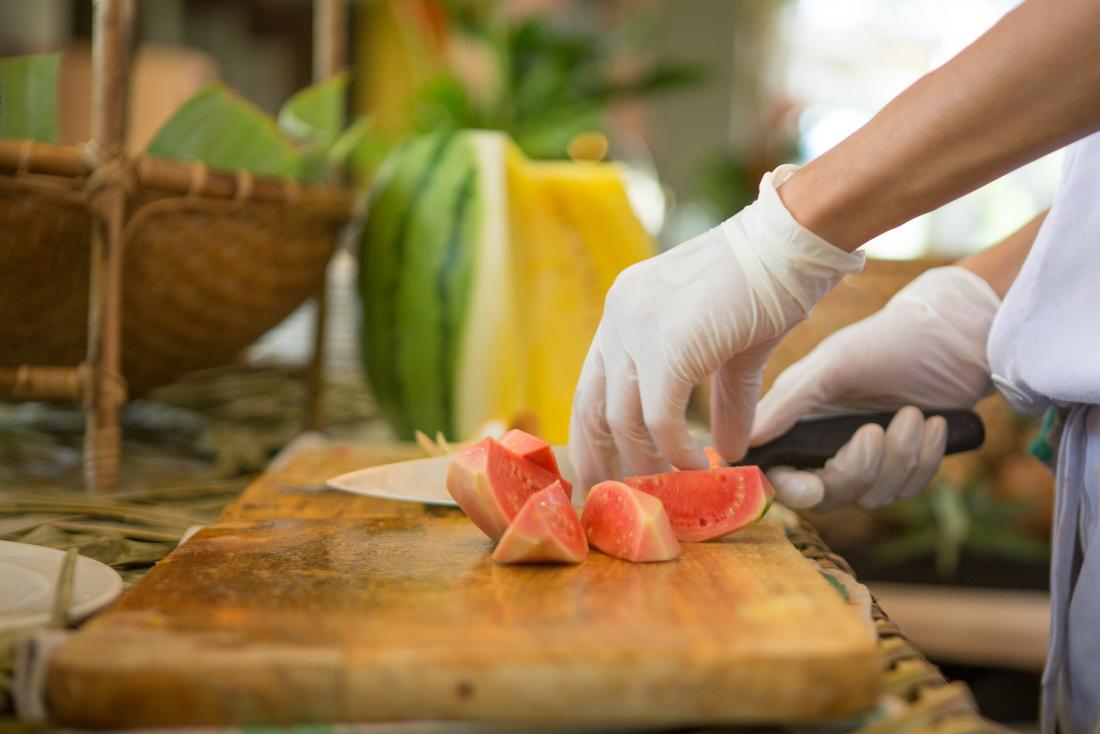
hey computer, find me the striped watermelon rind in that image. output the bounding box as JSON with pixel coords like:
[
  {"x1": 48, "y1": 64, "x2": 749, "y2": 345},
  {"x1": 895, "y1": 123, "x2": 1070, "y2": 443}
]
[{"x1": 360, "y1": 131, "x2": 522, "y2": 439}]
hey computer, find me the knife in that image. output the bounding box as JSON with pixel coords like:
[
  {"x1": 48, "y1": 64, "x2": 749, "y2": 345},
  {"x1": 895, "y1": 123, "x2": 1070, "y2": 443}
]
[{"x1": 326, "y1": 408, "x2": 985, "y2": 507}]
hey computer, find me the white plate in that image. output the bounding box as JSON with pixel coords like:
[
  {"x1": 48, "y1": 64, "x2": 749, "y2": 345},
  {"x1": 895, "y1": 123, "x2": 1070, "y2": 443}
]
[{"x1": 0, "y1": 540, "x2": 123, "y2": 633}]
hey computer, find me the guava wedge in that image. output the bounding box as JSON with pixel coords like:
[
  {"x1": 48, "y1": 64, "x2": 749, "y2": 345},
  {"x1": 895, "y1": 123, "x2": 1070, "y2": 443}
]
[
  {"x1": 492, "y1": 481, "x2": 588, "y2": 564},
  {"x1": 625, "y1": 466, "x2": 774, "y2": 542},
  {"x1": 703, "y1": 446, "x2": 724, "y2": 469},
  {"x1": 581, "y1": 481, "x2": 681, "y2": 562},
  {"x1": 498, "y1": 429, "x2": 572, "y2": 499},
  {"x1": 674, "y1": 446, "x2": 723, "y2": 471},
  {"x1": 446, "y1": 437, "x2": 562, "y2": 541}
]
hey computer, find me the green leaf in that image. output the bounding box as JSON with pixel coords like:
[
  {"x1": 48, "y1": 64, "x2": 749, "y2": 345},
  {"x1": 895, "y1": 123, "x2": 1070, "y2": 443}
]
[
  {"x1": 594, "y1": 61, "x2": 707, "y2": 102},
  {"x1": 821, "y1": 572, "x2": 850, "y2": 602},
  {"x1": 930, "y1": 484, "x2": 969, "y2": 577},
  {"x1": 299, "y1": 148, "x2": 331, "y2": 183},
  {"x1": 871, "y1": 527, "x2": 940, "y2": 567},
  {"x1": 146, "y1": 83, "x2": 299, "y2": 178},
  {"x1": 512, "y1": 107, "x2": 602, "y2": 160},
  {"x1": 968, "y1": 526, "x2": 1049, "y2": 566},
  {"x1": 0, "y1": 53, "x2": 60, "y2": 142},
  {"x1": 328, "y1": 116, "x2": 392, "y2": 185},
  {"x1": 278, "y1": 73, "x2": 347, "y2": 146},
  {"x1": 408, "y1": 73, "x2": 475, "y2": 134},
  {"x1": 278, "y1": 75, "x2": 348, "y2": 182}
]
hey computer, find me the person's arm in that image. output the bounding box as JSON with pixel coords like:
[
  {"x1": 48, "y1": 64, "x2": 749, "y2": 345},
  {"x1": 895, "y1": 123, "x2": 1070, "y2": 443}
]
[
  {"x1": 957, "y1": 210, "x2": 1047, "y2": 297},
  {"x1": 780, "y1": 0, "x2": 1100, "y2": 252}
]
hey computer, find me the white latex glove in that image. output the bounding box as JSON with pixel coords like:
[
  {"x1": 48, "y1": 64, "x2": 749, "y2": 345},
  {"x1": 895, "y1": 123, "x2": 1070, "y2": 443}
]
[
  {"x1": 569, "y1": 165, "x2": 865, "y2": 491},
  {"x1": 750, "y1": 266, "x2": 1001, "y2": 511}
]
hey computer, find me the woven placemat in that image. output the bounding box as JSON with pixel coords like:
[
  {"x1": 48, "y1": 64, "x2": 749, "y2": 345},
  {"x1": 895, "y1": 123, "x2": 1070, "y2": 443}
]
[{"x1": 775, "y1": 518, "x2": 1014, "y2": 734}]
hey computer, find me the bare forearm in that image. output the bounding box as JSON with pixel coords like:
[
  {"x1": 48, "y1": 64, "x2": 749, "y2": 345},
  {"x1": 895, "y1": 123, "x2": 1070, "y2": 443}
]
[
  {"x1": 958, "y1": 211, "x2": 1047, "y2": 298},
  {"x1": 780, "y1": 0, "x2": 1100, "y2": 252}
]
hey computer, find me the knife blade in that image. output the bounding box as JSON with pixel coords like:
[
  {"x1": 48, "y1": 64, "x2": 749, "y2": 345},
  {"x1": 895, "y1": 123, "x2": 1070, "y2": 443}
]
[{"x1": 326, "y1": 408, "x2": 984, "y2": 507}]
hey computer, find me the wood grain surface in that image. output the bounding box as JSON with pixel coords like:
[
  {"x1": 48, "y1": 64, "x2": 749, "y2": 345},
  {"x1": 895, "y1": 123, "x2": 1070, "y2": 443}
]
[{"x1": 47, "y1": 444, "x2": 880, "y2": 728}]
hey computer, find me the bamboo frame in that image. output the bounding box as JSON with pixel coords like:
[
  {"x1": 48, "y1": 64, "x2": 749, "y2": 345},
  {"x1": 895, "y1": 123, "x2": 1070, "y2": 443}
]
[
  {"x1": 0, "y1": 0, "x2": 349, "y2": 493},
  {"x1": 305, "y1": 0, "x2": 348, "y2": 432},
  {"x1": 82, "y1": 0, "x2": 133, "y2": 493},
  {"x1": 0, "y1": 141, "x2": 349, "y2": 208}
]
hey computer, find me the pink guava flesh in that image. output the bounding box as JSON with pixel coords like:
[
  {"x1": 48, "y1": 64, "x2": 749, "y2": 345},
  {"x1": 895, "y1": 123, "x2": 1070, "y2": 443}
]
[
  {"x1": 581, "y1": 481, "x2": 680, "y2": 562},
  {"x1": 492, "y1": 481, "x2": 588, "y2": 564},
  {"x1": 625, "y1": 466, "x2": 774, "y2": 542},
  {"x1": 446, "y1": 438, "x2": 562, "y2": 541},
  {"x1": 498, "y1": 429, "x2": 571, "y2": 499}
]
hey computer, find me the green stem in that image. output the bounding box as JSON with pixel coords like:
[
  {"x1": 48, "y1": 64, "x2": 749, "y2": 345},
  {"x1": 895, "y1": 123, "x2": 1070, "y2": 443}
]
[{"x1": 50, "y1": 548, "x2": 78, "y2": 627}]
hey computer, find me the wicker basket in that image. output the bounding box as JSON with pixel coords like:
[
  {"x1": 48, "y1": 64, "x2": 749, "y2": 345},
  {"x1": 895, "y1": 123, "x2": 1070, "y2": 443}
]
[
  {"x1": 0, "y1": 142, "x2": 350, "y2": 395},
  {"x1": 0, "y1": 0, "x2": 351, "y2": 492}
]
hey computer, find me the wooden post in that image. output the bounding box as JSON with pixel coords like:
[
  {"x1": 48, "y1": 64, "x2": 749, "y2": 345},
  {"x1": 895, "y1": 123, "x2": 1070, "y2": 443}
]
[
  {"x1": 84, "y1": 0, "x2": 133, "y2": 493},
  {"x1": 305, "y1": 0, "x2": 346, "y2": 432},
  {"x1": 314, "y1": 0, "x2": 346, "y2": 82}
]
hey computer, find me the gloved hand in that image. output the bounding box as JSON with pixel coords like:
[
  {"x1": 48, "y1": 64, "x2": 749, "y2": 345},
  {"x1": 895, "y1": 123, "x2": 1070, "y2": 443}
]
[
  {"x1": 750, "y1": 266, "x2": 1001, "y2": 510},
  {"x1": 569, "y1": 165, "x2": 865, "y2": 491}
]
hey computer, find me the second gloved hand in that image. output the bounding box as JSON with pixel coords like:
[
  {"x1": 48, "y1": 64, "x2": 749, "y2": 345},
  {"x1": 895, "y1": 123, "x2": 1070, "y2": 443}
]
[
  {"x1": 750, "y1": 266, "x2": 1001, "y2": 510},
  {"x1": 569, "y1": 165, "x2": 864, "y2": 491}
]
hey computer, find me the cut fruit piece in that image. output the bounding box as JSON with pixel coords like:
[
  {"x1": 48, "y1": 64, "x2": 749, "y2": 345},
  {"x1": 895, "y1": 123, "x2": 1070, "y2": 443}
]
[
  {"x1": 581, "y1": 481, "x2": 680, "y2": 562},
  {"x1": 360, "y1": 131, "x2": 526, "y2": 443},
  {"x1": 625, "y1": 467, "x2": 774, "y2": 543},
  {"x1": 674, "y1": 446, "x2": 723, "y2": 471},
  {"x1": 492, "y1": 481, "x2": 587, "y2": 565},
  {"x1": 359, "y1": 130, "x2": 655, "y2": 444},
  {"x1": 505, "y1": 149, "x2": 655, "y2": 443},
  {"x1": 498, "y1": 429, "x2": 571, "y2": 499},
  {"x1": 703, "y1": 446, "x2": 724, "y2": 469},
  {"x1": 499, "y1": 429, "x2": 558, "y2": 473},
  {"x1": 446, "y1": 437, "x2": 561, "y2": 541}
]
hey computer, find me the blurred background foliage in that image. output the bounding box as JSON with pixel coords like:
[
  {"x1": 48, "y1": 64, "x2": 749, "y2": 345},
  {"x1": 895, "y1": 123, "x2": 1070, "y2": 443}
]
[{"x1": 403, "y1": 5, "x2": 704, "y2": 159}]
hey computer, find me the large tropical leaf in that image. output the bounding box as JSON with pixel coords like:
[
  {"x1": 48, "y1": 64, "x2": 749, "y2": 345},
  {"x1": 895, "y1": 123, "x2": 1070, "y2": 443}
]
[
  {"x1": 0, "y1": 53, "x2": 60, "y2": 142},
  {"x1": 278, "y1": 73, "x2": 347, "y2": 145},
  {"x1": 278, "y1": 74, "x2": 348, "y2": 182},
  {"x1": 146, "y1": 83, "x2": 299, "y2": 178},
  {"x1": 327, "y1": 116, "x2": 391, "y2": 185}
]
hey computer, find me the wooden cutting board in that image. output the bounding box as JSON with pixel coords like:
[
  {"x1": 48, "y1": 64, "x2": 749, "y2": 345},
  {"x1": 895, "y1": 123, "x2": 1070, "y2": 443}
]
[{"x1": 47, "y1": 444, "x2": 880, "y2": 728}]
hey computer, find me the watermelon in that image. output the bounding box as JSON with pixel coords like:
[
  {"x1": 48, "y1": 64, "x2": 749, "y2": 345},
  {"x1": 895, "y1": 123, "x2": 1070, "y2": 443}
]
[
  {"x1": 581, "y1": 481, "x2": 680, "y2": 563},
  {"x1": 492, "y1": 481, "x2": 587, "y2": 565},
  {"x1": 446, "y1": 437, "x2": 560, "y2": 541},
  {"x1": 625, "y1": 467, "x2": 774, "y2": 543},
  {"x1": 360, "y1": 131, "x2": 521, "y2": 442},
  {"x1": 498, "y1": 429, "x2": 570, "y2": 498},
  {"x1": 358, "y1": 130, "x2": 654, "y2": 443}
]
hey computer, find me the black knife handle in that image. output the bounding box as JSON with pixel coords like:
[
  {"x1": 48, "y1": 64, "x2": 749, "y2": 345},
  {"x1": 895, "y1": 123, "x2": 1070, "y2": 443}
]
[{"x1": 734, "y1": 409, "x2": 984, "y2": 470}]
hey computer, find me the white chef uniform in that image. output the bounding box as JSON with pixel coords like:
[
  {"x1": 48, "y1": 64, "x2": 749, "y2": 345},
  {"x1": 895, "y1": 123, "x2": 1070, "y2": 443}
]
[{"x1": 987, "y1": 131, "x2": 1100, "y2": 734}]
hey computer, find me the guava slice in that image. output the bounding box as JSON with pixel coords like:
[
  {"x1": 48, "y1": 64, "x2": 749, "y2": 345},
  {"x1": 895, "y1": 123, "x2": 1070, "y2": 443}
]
[
  {"x1": 446, "y1": 437, "x2": 561, "y2": 541},
  {"x1": 625, "y1": 467, "x2": 774, "y2": 542},
  {"x1": 498, "y1": 429, "x2": 571, "y2": 499},
  {"x1": 703, "y1": 446, "x2": 724, "y2": 469},
  {"x1": 492, "y1": 481, "x2": 587, "y2": 564},
  {"x1": 581, "y1": 481, "x2": 681, "y2": 562},
  {"x1": 674, "y1": 446, "x2": 723, "y2": 471}
]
